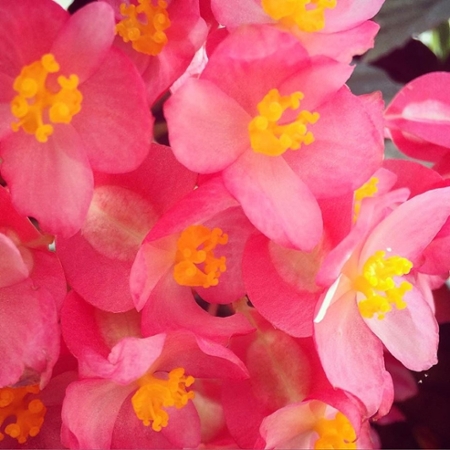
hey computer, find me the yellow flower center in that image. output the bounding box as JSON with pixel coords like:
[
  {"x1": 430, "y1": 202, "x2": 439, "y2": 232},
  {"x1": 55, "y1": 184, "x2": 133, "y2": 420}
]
[
  {"x1": 248, "y1": 89, "x2": 319, "y2": 157},
  {"x1": 10, "y1": 54, "x2": 82, "y2": 143},
  {"x1": 353, "y1": 176, "x2": 379, "y2": 221},
  {"x1": 0, "y1": 385, "x2": 46, "y2": 444},
  {"x1": 131, "y1": 368, "x2": 195, "y2": 431},
  {"x1": 173, "y1": 225, "x2": 228, "y2": 288},
  {"x1": 116, "y1": 0, "x2": 171, "y2": 56},
  {"x1": 262, "y1": 0, "x2": 337, "y2": 32},
  {"x1": 355, "y1": 250, "x2": 413, "y2": 320},
  {"x1": 313, "y1": 411, "x2": 357, "y2": 449}
]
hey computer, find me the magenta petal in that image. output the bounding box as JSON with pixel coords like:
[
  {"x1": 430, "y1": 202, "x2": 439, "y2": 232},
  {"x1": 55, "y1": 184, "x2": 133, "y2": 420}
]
[
  {"x1": 62, "y1": 379, "x2": 133, "y2": 449},
  {"x1": 1, "y1": 127, "x2": 93, "y2": 237},
  {"x1": 0, "y1": 234, "x2": 29, "y2": 288},
  {"x1": 364, "y1": 287, "x2": 438, "y2": 371},
  {"x1": 73, "y1": 48, "x2": 152, "y2": 173},
  {"x1": 51, "y1": 2, "x2": 115, "y2": 82},
  {"x1": 223, "y1": 152, "x2": 323, "y2": 251},
  {"x1": 314, "y1": 292, "x2": 388, "y2": 416},
  {"x1": 165, "y1": 78, "x2": 251, "y2": 173}
]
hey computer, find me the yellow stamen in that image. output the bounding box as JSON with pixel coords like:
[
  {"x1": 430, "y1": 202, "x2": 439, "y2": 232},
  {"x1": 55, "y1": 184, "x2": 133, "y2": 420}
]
[
  {"x1": 10, "y1": 54, "x2": 82, "y2": 143},
  {"x1": 173, "y1": 225, "x2": 228, "y2": 288},
  {"x1": 353, "y1": 177, "x2": 379, "y2": 221},
  {"x1": 354, "y1": 250, "x2": 413, "y2": 320},
  {"x1": 116, "y1": 0, "x2": 171, "y2": 56},
  {"x1": 314, "y1": 411, "x2": 357, "y2": 449},
  {"x1": 248, "y1": 89, "x2": 319, "y2": 156},
  {"x1": 262, "y1": 0, "x2": 337, "y2": 32},
  {"x1": 0, "y1": 385, "x2": 46, "y2": 444},
  {"x1": 132, "y1": 368, "x2": 195, "y2": 431}
]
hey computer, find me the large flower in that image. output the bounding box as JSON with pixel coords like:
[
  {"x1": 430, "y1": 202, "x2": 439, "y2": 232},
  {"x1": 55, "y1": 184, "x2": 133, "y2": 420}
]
[{"x1": 0, "y1": 0, "x2": 153, "y2": 237}]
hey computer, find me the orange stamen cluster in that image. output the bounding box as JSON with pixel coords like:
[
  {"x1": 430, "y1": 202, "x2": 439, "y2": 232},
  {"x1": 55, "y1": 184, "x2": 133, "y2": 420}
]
[
  {"x1": 0, "y1": 385, "x2": 46, "y2": 444},
  {"x1": 249, "y1": 88, "x2": 319, "y2": 156},
  {"x1": 353, "y1": 176, "x2": 379, "y2": 221},
  {"x1": 116, "y1": 0, "x2": 171, "y2": 56},
  {"x1": 355, "y1": 250, "x2": 413, "y2": 320},
  {"x1": 262, "y1": 0, "x2": 337, "y2": 32},
  {"x1": 131, "y1": 368, "x2": 195, "y2": 431},
  {"x1": 313, "y1": 411, "x2": 357, "y2": 449},
  {"x1": 173, "y1": 224, "x2": 228, "y2": 288},
  {"x1": 11, "y1": 53, "x2": 82, "y2": 143}
]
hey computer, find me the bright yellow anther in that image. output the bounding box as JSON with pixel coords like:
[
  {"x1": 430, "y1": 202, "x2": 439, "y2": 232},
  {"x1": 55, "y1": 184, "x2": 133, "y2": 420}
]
[
  {"x1": 10, "y1": 54, "x2": 82, "y2": 143},
  {"x1": 353, "y1": 177, "x2": 379, "y2": 221},
  {"x1": 116, "y1": 0, "x2": 171, "y2": 56},
  {"x1": 314, "y1": 411, "x2": 357, "y2": 449},
  {"x1": 262, "y1": 0, "x2": 337, "y2": 32},
  {"x1": 173, "y1": 224, "x2": 228, "y2": 288},
  {"x1": 249, "y1": 88, "x2": 319, "y2": 156},
  {"x1": 132, "y1": 368, "x2": 195, "y2": 432},
  {"x1": 355, "y1": 250, "x2": 413, "y2": 320},
  {"x1": 0, "y1": 385, "x2": 46, "y2": 444}
]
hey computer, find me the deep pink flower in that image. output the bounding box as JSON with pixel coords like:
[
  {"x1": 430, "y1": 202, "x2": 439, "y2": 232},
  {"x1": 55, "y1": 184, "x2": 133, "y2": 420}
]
[
  {"x1": 165, "y1": 25, "x2": 384, "y2": 251},
  {"x1": 211, "y1": 0, "x2": 384, "y2": 62},
  {"x1": 0, "y1": 0, "x2": 153, "y2": 237}
]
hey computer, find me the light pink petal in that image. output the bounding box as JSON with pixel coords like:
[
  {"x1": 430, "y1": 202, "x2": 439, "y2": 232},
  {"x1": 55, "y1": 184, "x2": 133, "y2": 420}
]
[
  {"x1": 325, "y1": 0, "x2": 385, "y2": 32},
  {"x1": 364, "y1": 286, "x2": 438, "y2": 371},
  {"x1": 165, "y1": 78, "x2": 251, "y2": 173},
  {"x1": 51, "y1": 2, "x2": 115, "y2": 82},
  {"x1": 223, "y1": 152, "x2": 323, "y2": 251},
  {"x1": 1, "y1": 126, "x2": 93, "y2": 237},
  {"x1": 61, "y1": 379, "x2": 134, "y2": 449},
  {"x1": 73, "y1": 48, "x2": 152, "y2": 173},
  {"x1": 211, "y1": 0, "x2": 268, "y2": 28},
  {"x1": 0, "y1": 0, "x2": 68, "y2": 78},
  {"x1": 243, "y1": 233, "x2": 319, "y2": 337},
  {"x1": 361, "y1": 187, "x2": 450, "y2": 264},
  {"x1": 296, "y1": 21, "x2": 379, "y2": 63},
  {"x1": 0, "y1": 233, "x2": 29, "y2": 288},
  {"x1": 385, "y1": 354, "x2": 419, "y2": 402},
  {"x1": 285, "y1": 89, "x2": 384, "y2": 198},
  {"x1": 314, "y1": 292, "x2": 388, "y2": 416}
]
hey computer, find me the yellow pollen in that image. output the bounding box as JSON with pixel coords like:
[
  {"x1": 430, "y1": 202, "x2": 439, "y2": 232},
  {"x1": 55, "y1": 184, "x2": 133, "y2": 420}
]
[
  {"x1": 353, "y1": 177, "x2": 379, "y2": 222},
  {"x1": 313, "y1": 411, "x2": 357, "y2": 449},
  {"x1": 262, "y1": 0, "x2": 337, "y2": 32},
  {"x1": 354, "y1": 250, "x2": 413, "y2": 320},
  {"x1": 173, "y1": 224, "x2": 228, "y2": 288},
  {"x1": 248, "y1": 88, "x2": 319, "y2": 156},
  {"x1": 0, "y1": 385, "x2": 46, "y2": 444},
  {"x1": 131, "y1": 368, "x2": 195, "y2": 432},
  {"x1": 10, "y1": 54, "x2": 82, "y2": 143},
  {"x1": 116, "y1": 0, "x2": 171, "y2": 56}
]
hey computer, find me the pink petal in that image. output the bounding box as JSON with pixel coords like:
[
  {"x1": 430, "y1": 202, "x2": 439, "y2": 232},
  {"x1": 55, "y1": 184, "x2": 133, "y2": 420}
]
[
  {"x1": 223, "y1": 151, "x2": 323, "y2": 251},
  {"x1": 0, "y1": 233, "x2": 29, "y2": 288},
  {"x1": 73, "y1": 48, "x2": 152, "y2": 173},
  {"x1": 51, "y1": 2, "x2": 115, "y2": 82},
  {"x1": 165, "y1": 77, "x2": 251, "y2": 173},
  {"x1": 1, "y1": 126, "x2": 93, "y2": 237},
  {"x1": 211, "y1": 0, "x2": 269, "y2": 28},
  {"x1": 363, "y1": 286, "x2": 438, "y2": 371}
]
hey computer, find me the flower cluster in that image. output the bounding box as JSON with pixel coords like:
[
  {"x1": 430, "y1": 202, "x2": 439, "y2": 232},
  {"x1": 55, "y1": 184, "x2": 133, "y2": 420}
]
[{"x1": 1, "y1": 0, "x2": 450, "y2": 448}]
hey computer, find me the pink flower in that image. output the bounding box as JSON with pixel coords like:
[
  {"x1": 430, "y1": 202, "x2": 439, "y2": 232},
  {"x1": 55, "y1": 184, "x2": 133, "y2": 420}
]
[
  {"x1": 211, "y1": 0, "x2": 385, "y2": 62},
  {"x1": 0, "y1": 0, "x2": 153, "y2": 237},
  {"x1": 100, "y1": 0, "x2": 208, "y2": 104},
  {"x1": 314, "y1": 187, "x2": 450, "y2": 416},
  {"x1": 165, "y1": 25, "x2": 384, "y2": 251}
]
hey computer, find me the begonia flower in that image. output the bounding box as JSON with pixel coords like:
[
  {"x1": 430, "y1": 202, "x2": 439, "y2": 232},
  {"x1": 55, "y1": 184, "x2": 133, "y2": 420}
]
[
  {"x1": 211, "y1": 0, "x2": 384, "y2": 62},
  {"x1": 100, "y1": 0, "x2": 208, "y2": 104},
  {"x1": 56, "y1": 143, "x2": 197, "y2": 312},
  {"x1": 384, "y1": 72, "x2": 450, "y2": 163},
  {"x1": 0, "y1": 0, "x2": 153, "y2": 237},
  {"x1": 314, "y1": 187, "x2": 450, "y2": 416},
  {"x1": 165, "y1": 25, "x2": 384, "y2": 251},
  {"x1": 60, "y1": 292, "x2": 248, "y2": 448},
  {"x1": 130, "y1": 177, "x2": 255, "y2": 342},
  {"x1": 0, "y1": 187, "x2": 66, "y2": 388}
]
